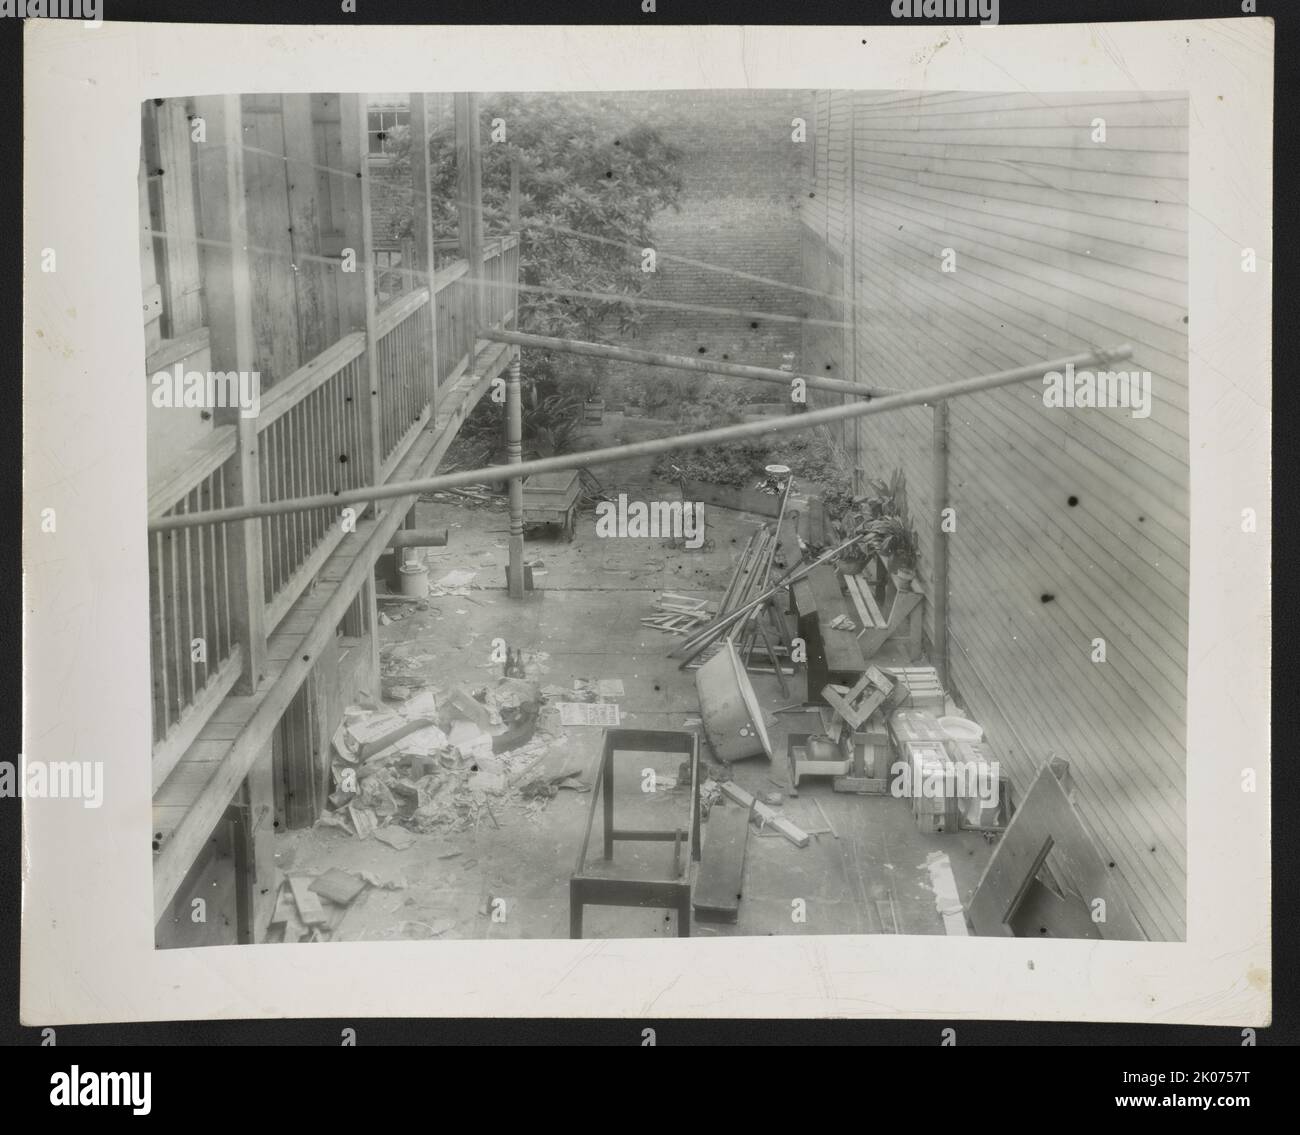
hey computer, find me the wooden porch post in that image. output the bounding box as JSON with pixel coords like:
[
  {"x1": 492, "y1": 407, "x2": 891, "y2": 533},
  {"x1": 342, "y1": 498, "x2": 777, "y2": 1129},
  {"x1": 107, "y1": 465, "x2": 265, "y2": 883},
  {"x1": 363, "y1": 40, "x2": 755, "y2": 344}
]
[
  {"x1": 506, "y1": 354, "x2": 526, "y2": 598},
  {"x1": 338, "y1": 93, "x2": 383, "y2": 494},
  {"x1": 846, "y1": 94, "x2": 863, "y2": 494},
  {"x1": 509, "y1": 154, "x2": 521, "y2": 231},
  {"x1": 280, "y1": 95, "x2": 328, "y2": 364},
  {"x1": 931, "y1": 399, "x2": 950, "y2": 689},
  {"x1": 194, "y1": 94, "x2": 267, "y2": 696},
  {"x1": 454, "y1": 93, "x2": 485, "y2": 372},
  {"x1": 409, "y1": 91, "x2": 440, "y2": 422}
]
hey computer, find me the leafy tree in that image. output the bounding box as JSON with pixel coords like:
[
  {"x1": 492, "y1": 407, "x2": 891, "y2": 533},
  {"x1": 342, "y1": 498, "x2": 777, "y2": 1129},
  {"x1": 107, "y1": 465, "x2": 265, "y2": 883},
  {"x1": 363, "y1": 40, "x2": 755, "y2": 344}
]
[{"x1": 389, "y1": 94, "x2": 684, "y2": 405}]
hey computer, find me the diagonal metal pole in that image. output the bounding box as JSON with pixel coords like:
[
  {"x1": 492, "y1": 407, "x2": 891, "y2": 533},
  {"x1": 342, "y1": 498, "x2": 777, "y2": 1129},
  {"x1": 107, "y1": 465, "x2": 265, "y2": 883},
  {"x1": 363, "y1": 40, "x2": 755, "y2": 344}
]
[
  {"x1": 479, "y1": 327, "x2": 894, "y2": 399},
  {"x1": 148, "y1": 345, "x2": 1132, "y2": 533}
]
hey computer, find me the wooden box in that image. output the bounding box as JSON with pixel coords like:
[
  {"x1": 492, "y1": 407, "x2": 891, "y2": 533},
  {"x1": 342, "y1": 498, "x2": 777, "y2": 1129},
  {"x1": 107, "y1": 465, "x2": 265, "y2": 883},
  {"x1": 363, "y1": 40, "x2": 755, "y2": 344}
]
[
  {"x1": 882, "y1": 665, "x2": 947, "y2": 712},
  {"x1": 946, "y1": 740, "x2": 1006, "y2": 829},
  {"x1": 906, "y1": 740, "x2": 961, "y2": 832},
  {"x1": 890, "y1": 708, "x2": 949, "y2": 750},
  {"x1": 851, "y1": 723, "x2": 892, "y2": 780}
]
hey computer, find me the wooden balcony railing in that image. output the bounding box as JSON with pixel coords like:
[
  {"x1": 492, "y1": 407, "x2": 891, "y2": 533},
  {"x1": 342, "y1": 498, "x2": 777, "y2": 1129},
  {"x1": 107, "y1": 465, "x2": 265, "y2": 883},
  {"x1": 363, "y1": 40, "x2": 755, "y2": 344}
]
[
  {"x1": 376, "y1": 288, "x2": 433, "y2": 477},
  {"x1": 256, "y1": 333, "x2": 370, "y2": 628},
  {"x1": 148, "y1": 236, "x2": 519, "y2": 782},
  {"x1": 148, "y1": 428, "x2": 245, "y2": 782}
]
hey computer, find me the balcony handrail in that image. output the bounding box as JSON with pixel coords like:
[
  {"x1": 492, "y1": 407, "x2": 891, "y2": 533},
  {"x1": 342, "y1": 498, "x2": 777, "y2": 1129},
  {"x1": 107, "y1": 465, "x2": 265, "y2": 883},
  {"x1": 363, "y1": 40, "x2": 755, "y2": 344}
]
[
  {"x1": 147, "y1": 237, "x2": 524, "y2": 516},
  {"x1": 256, "y1": 332, "x2": 367, "y2": 431},
  {"x1": 374, "y1": 285, "x2": 430, "y2": 340},
  {"x1": 148, "y1": 425, "x2": 238, "y2": 520},
  {"x1": 147, "y1": 236, "x2": 521, "y2": 763}
]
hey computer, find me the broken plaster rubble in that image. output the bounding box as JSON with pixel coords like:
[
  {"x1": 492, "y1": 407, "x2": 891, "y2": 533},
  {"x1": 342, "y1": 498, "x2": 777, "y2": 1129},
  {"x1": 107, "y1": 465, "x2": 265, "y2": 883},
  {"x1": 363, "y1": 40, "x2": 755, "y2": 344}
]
[{"x1": 319, "y1": 674, "x2": 600, "y2": 841}]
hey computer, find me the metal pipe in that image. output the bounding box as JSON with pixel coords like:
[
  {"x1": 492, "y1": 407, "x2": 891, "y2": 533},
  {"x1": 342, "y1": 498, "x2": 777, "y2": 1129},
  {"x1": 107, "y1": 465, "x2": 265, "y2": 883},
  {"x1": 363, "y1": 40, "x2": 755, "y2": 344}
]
[
  {"x1": 479, "y1": 327, "x2": 895, "y2": 399},
  {"x1": 673, "y1": 532, "x2": 867, "y2": 661},
  {"x1": 147, "y1": 344, "x2": 1132, "y2": 533},
  {"x1": 506, "y1": 354, "x2": 525, "y2": 597},
  {"x1": 389, "y1": 528, "x2": 449, "y2": 549},
  {"x1": 931, "y1": 400, "x2": 950, "y2": 690}
]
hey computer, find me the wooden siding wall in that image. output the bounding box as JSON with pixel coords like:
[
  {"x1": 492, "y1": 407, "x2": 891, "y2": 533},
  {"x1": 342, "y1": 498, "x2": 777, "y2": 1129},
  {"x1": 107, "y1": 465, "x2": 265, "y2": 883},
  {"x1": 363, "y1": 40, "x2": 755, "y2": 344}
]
[{"x1": 802, "y1": 91, "x2": 1189, "y2": 941}]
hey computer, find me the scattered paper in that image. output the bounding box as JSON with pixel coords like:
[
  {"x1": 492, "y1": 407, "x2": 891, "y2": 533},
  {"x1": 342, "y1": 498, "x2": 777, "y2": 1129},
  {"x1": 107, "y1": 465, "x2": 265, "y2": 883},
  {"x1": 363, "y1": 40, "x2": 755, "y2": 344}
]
[{"x1": 559, "y1": 701, "x2": 621, "y2": 727}]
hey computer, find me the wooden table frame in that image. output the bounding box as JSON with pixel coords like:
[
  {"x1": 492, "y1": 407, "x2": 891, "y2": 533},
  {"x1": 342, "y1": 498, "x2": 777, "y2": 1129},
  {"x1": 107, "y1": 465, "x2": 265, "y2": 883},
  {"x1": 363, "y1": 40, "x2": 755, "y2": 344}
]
[{"x1": 570, "y1": 729, "x2": 702, "y2": 939}]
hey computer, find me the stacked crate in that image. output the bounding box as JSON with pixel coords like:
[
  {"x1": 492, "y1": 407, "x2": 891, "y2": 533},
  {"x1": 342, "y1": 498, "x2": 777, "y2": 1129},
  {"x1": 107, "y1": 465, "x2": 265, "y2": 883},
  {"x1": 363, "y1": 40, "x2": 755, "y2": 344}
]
[
  {"x1": 907, "y1": 740, "x2": 960, "y2": 833},
  {"x1": 947, "y1": 739, "x2": 1005, "y2": 828},
  {"x1": 889, "y1": 708, "x2": 960, "y2": 833},
  {"x1": 881, "y1": 666, "x2": 947, "y2": 712}
]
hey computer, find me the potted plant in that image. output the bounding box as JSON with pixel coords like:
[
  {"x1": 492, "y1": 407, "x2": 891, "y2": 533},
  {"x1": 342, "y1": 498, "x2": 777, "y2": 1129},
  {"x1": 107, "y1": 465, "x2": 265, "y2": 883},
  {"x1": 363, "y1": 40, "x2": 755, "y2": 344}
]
[
  {"x1": 865, "y1": 513, "x2": 920, "y2": 589},
  {"x1": 863, "y1": 468, "x2": 908, "y2": 521},
  {"x1": 837, "y1": 468, "x2": 908, "y2": 576}
]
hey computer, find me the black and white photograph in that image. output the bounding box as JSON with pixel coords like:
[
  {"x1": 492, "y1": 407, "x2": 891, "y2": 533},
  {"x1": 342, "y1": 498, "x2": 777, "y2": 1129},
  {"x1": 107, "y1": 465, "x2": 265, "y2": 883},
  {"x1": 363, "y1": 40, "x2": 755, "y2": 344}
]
[
  {"x1": 20, "y1": 17, "x2": 1270, "y2": 1027},
  {"x1": 142, "y1": 85, "x2": 1186, "y2": 946}
]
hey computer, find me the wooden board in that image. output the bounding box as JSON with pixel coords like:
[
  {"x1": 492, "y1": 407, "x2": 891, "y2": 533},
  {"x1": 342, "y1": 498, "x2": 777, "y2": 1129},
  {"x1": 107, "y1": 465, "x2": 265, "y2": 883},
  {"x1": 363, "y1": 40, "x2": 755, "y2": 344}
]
[
  {"x1": 968, "y1": 762, "x2": 1146, "y2": 939},
  {"x1": 720, "y1": 782, "x2": 809, "y2": 848},
  {"x1": 844, "y1": 573, "x2": 884, "y2": 629},
  {"x1": 859, "y1": 589, "x2": 922, "y2": 659},
  {"x1": 309, "y1": 868, "x2": 367, "y2": 906},
  {"x1": 692, "y1": 801, "x2": 751, "y2": 923},
  {"x1": 288, "y1": 875, "x2": 328, "y2": 925},
  {"x1": 680, "y1": 477, "x2": 784, "y2": 519}
]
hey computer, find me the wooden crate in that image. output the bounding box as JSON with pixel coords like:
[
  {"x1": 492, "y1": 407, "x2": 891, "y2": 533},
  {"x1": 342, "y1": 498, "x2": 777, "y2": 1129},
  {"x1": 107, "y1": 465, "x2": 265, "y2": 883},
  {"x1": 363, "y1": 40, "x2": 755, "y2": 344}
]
[
  {"x1": 882, "y1": 665, "x2": 947, "y2": 712},
  {"x1": 907, "y1": 740, "x2": 961, "y2": 832},
  {"x1": 890, "y1": 708, "x2": 949, "y2": 750},
  {"x1": 947, "y1": 740, "x2": 1007, "y2": 829}
]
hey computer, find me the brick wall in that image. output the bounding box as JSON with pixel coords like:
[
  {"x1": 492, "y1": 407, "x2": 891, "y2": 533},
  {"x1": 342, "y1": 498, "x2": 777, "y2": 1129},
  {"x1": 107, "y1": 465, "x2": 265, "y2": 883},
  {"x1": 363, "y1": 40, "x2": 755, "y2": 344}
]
[{"x1": 368, "y1": 93, "x2": 455, "y2": 245}]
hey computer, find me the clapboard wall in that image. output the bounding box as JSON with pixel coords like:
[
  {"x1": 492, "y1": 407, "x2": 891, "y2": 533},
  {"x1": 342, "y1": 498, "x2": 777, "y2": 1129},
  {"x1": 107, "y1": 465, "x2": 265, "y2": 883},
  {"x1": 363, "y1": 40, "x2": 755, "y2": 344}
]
[{"x1": 803, "y1": 91, "x2": 1189, "y2": 941}]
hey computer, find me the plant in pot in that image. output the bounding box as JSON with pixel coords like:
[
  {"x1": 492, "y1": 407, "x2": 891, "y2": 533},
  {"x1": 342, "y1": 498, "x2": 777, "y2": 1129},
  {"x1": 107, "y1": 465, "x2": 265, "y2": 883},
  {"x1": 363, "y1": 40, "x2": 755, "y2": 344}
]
[
  {"x1": 862, "y1": 468, "x2": 908, "y2": 521},
  {"x1": 865, "y1": 513, "x2": 921, "y2": 590},
  {"x1": 837, "y1": 468, "x2": 908, "y2": 574}
]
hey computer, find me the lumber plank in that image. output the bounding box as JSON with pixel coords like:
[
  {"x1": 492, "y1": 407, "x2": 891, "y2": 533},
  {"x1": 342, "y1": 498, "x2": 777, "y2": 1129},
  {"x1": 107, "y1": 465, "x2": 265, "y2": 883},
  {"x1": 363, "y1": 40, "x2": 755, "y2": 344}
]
[
  {"x1": 693, "y1": 801, "x2": 751, "y2": 923},
  {"x1": 720, "y1": 782, "x2": 809, "y2": 848},
  {"x1": 844, "y1": 573, "x2": 880, "y2": 630},
  {"x1": 968, "y1": 762, "x2": 1146, "y2": 939},
  {"x1": 289, "y1": 875, "x2": 328, "y2": 925}
]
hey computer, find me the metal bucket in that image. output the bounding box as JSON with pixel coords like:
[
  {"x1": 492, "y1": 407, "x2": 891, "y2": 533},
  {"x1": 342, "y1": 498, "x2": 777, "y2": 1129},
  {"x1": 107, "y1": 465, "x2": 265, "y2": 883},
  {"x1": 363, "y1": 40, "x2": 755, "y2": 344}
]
[
  {"x1": 397, "y1": 552, "x2": 429, "y2": 598},
  {"x1": 695, "y1": 639, "x2": 773, "y2": 763}
]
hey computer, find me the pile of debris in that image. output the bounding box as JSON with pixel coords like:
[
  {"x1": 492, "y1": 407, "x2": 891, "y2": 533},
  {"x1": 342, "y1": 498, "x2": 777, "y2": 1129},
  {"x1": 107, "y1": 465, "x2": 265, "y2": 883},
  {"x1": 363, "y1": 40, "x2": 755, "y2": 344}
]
[
  {"x1": 641, "y1": 593, "x2": 712, "y2": 637},
  {"x1": 318, "y1": 677, "x2": 557, "y2": 841},
  {"x1": 269, "y1": 867, "x2": 406, "y2": 944},
  {"x1": 420, "y1": 486, "x2": 503, "y2": 509}
]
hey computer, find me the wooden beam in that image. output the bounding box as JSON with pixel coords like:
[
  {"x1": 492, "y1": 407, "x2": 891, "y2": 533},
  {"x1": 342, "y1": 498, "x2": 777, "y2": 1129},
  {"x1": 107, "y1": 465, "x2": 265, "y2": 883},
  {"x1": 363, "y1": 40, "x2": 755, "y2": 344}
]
[
  {"x1": 505, "y1": 355, "x2": 525, "y2": 598},
  {"x1": 509, "y1": 153, "x2": 520, "y2": 230},
  {"x1": 338, "y1": 93, "x2": 382, "y2": 489},
  {"x1": 138, "y1": 149, "x2": 163, "y2": 353},
  {"x1": 281, "y1": 94, "x2": 328, "y2": 364},
  {"x1": 468, "y1": 92, "x2": 485, "y2": 342},
  {"x1": 193, "y1": 94, "x2": 267, "y2": 696},
  {"x1": 144, "y1": 98, "x2": 204, "y2": 338},
  {"x1": 720, "y1": 782, "x2": 809, "y2": 848},
  {"x1": 408, "y1": 92, "x2": 440, "y2": 421},
  {"x1": 693, "y1": 800, "x2": 751, "y2": 922},
  {"x1": 846, "y1": 93, "x2": 862, "y2": 484},
  {"x1": 931, "y1": 399, "x2": 950, "y2": 688}
]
